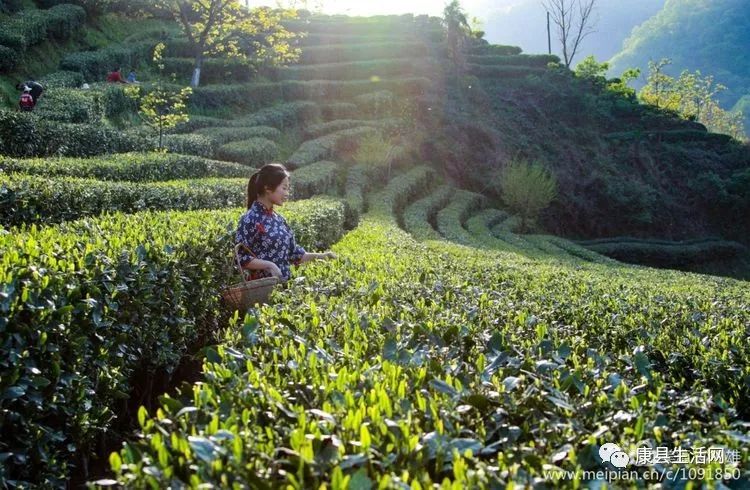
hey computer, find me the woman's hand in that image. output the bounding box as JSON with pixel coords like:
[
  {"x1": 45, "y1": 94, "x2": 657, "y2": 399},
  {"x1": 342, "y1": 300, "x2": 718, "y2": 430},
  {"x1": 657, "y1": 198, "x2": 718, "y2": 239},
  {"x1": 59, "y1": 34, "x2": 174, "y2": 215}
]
[
  {"x1": 265, "y1": 261, "x2": 283, "y2": 280},
  {"x1": 323, "y1": 251, "x2": 337, "y2": 260}
]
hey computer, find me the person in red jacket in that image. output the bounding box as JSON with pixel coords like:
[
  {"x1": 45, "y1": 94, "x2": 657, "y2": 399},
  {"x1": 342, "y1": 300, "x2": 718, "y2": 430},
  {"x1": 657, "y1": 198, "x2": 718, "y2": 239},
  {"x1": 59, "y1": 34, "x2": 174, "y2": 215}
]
[{"x1": 106, "y1": 67, "x2": 127, "y2": 83}]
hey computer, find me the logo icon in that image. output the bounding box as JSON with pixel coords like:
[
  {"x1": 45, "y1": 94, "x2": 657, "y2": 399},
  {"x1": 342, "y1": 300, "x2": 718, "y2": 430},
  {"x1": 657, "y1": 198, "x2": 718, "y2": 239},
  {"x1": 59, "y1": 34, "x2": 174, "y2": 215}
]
[{"x1": 599, "y1": 442, "x2": 630, "y2": 469}]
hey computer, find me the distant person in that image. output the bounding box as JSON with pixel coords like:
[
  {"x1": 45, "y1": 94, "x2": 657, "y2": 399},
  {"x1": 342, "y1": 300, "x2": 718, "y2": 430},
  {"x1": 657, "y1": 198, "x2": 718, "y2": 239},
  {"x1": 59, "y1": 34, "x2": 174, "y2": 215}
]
[
  {"x1": 15, "y1": 80, "x2": 44, "y2": 107},
  {"x1": 126, "y1": 70, "x2": 139, "y2": 84},
  {"x1": 107, "y1": 67, "x2": 127, "y2": 83},
  {"x1": 18, "y1": 87, "x2": 34, "y2": 112}
]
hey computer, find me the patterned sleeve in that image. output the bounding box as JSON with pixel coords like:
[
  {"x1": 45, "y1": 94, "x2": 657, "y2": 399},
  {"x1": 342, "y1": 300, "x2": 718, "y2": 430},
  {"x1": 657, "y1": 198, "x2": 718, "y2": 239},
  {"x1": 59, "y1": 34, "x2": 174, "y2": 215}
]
[{"x1": 235, "y1": 210, "x2": 259, "y2": 266}]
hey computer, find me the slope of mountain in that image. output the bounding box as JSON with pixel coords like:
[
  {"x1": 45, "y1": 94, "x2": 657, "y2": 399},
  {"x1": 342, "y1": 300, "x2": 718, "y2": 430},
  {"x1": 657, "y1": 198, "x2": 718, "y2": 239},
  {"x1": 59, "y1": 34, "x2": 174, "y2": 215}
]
[{"x1": 609, "y1": 0, "x2": 750, "y2": 111}]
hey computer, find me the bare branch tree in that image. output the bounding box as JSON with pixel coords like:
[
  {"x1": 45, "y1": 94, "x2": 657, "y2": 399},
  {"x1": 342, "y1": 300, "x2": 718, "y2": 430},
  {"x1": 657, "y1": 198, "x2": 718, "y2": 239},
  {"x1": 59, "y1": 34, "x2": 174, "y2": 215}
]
[{"x1": 542, "y1": 0, "x2": 597, "y2": 68}]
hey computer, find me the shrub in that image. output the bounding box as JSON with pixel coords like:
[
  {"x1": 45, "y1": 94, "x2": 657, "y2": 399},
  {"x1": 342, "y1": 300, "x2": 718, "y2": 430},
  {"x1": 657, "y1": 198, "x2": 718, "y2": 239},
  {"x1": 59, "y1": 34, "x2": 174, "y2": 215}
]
[
  {"x1": 467, "y1": 54, "x2": 559, "y2": 67},
  {"x1": 298, "y1": 41, "x2": 428, "y2": 64},
  {"x1": 39, "y1": 70, "x2": 85, "y2": 89},
  {"x1": 290, "y1": 160, "x2": 341, "y2": 199},
  {"x1": 351, "y1": 131, "x2": 393, "y2": 165},
  {"x1": 0, "y1": 174, "x2": 247, "y2": 225},
  {"x1": 0, "y1": 152, "x2": 250, "y2": 181},
  {"x1": 495, "y1": 159, "x2": 558, "y2": 233},
  {"x1": 0, "y1": 198, "x2": 342, "y2": 485},
  {"x1": 102, "y1": 84, "x2": 139, "y2": 119},
  {"x1": 162, "y1": 133, "x2": 215, "y2": 158},
  {"x1": 61, "y1": 42, "x2": 154, "y2": 81},
  {"x1": 185, "y1": 82, "x2": 284, "y2": 113},
  {"x1": 353, "y1": 90, "x2": 395, "y2": 118},
  {"x1": 321, "y1": 102, "x2": 358, "y2": 120},
  {"x1": 216, "y1": 138, "x2": 278, "y2": 166},
  {"x1": 161, "y1": 57, "x2": 255, "y2": 84},
  {"x1": 579, "y1": 237, "x2": 747, "y2": 267},
  {"x1": 470, "y1": 44, "x2": 522, "y2": 55},
  {"x1": 287, "y1": 126, "x2": 377, "y2": 168},
  {"x1": 0, "y1": 110, "x2": 139, "y2": 157},
  {"x1": 0, "y1": 4, "x2": 85, "y2": 50},
  {"x1": 34, "y1": 88, "x2": 103, "y2": 123},
  {"x1": 0, "y1": 45, "x2": 16, "y2": 72},
  {"x1": 467, "y1": 64, "x2": 546, "y2": 78},
  {"x1": 277, "y1": 58, "x2": 431, "y2": 81},
  {"x1": 196, "y1": 126, "x2": 281, "y2": 145}
]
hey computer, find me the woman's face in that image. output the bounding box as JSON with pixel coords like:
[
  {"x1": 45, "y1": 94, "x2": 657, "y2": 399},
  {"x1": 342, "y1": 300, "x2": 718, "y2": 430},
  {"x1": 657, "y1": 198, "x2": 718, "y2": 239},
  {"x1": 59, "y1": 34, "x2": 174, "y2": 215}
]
[{"x1": 265, "y1": 175, "x2": 290, "y2": 206}]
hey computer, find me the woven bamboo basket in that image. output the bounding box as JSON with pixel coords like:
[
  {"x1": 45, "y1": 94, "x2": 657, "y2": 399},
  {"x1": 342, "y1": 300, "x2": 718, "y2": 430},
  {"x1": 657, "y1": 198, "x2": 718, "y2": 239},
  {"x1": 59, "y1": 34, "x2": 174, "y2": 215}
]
[{"x1": 221, "y1": 243, "x2": 279, "y2": 311}]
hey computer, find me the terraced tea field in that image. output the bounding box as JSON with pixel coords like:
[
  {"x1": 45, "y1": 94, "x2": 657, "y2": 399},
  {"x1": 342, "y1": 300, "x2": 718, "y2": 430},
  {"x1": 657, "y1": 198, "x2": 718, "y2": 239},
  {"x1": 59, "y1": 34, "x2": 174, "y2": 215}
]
[{"x1": 0, "y1": 11, "x2": 747, "y2": 489}]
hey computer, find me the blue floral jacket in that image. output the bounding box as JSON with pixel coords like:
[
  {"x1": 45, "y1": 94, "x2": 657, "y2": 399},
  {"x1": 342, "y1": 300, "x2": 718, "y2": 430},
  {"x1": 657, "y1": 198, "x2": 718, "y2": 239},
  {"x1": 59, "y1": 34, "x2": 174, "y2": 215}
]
[{"x1": 235, "y1": 200, "x2": 306, "y2": 281}]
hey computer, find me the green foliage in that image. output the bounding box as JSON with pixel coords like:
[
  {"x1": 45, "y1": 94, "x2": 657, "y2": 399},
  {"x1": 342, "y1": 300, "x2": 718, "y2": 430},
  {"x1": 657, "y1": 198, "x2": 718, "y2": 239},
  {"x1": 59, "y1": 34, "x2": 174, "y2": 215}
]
[
  {"x1": 470, "y1": 43, "x2": 522, "y2": 56},
  {"x1": 0, "y1": 198, "x2": 342, "y2": 486},
  {"x1": 639, "y1": 58, "x2": 746, "y2": 140},
  {"x1": 126, "y1": 43, "x2": 192, "y2": 149},
  {"x1": 574, "y1": 55, "x2": 639, "y2": 99},
  {"x1": 195, "y1": 125, "x2": 281, "y2": 145},
  {"x1": 290, "y1": 160, "x2": 341, "y2": 199},
  {"x1": 216, "y1": 137, "x2": 278, "y2": 167},
  {"x1": 0, "y1": 4, "x2": 85, "y2": 51},
  {"x1": 154, "y1": 1, "x2": 301, "y2": 87},
  {"x1": 287, "y1": 126, "x2": 378, "y2": 168},
  {"x1": 39, "y1": 70, "x2": 85, "y2": 89},
  {"x1": 34, "y1": 88, "x2": 103, "y2": 123},
  {"x1": 468, "y1": 54, "x2": 558, "y2": 67},
  {"x1": 60, "y1": 41, "x2": 155, "y2": 81},
  {"x1": 160, "y1": 57, "x2": 255, "y2": 84},
  {"x1": 0, "y1": 152, "x2": 250, "y2": 181},
  {"x1": 351, "y1": 131, "x2": 393, "y2": 166},
  {"x1": 403, "y1": 184, "x2": 454, "y2": 241},
  {"x1": 610, "y1": 0, "x2": 750, "y2": 111},
  {"x1": 436, "y1": 189, "x2": 486, "y2": 245},
  {"x1": 298, "y1": 41, "x2": 428, "y2": 65},
  {"x1": 0, "y1": 174, "x2": 247, "y2": 225},
  {"x1": 278, "y1": 59, "x2": 432, "y2": 82},
  {"x1": 495, "y1": 159, "x2": 557, "y2": 233},
  {"x1": 578, "y1": 236, "x2": 747, "y2": 268},
  {"x1": 0, "y1": 110, "x2": 140, "y2": 157},
  {"x1": 161, "y1": 133, "x2": 214, "y2": 157},
  {"x1": 442, "y1": 0, "x2": 471, "y2": 76}
]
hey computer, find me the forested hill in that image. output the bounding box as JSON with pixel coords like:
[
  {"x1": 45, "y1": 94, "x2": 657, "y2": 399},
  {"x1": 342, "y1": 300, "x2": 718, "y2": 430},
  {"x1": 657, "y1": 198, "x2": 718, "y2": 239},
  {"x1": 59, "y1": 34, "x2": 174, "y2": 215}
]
[{"x1": 609, "y1": 0, "x2": 750, "y2": 125}]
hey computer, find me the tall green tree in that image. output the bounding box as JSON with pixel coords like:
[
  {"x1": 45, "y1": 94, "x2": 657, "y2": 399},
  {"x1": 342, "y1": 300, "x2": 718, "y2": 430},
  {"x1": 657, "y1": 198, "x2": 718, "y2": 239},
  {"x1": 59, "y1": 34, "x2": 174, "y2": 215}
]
[
  {"x1": 126, "y1": 43, "x2": 192, "y2": 150},
  {"x1": 442, "y1": 0, "x2": 471, "y2": 77},
  {"x1": 154, "y1": 0, "x2": 300, "y2": 87}
]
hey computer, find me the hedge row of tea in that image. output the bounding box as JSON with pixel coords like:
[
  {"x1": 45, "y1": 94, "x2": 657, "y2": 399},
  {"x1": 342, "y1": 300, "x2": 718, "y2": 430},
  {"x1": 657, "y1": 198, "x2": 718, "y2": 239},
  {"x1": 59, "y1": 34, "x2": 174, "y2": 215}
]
[
  {"x1": 0, "y1": 197, "x2": 346, "y2": 486},
  {"x1": 106, "y1": 170, "x2": 749, "y2": 487},
  {"x1": 0, "y1": 3, "x2": 85, "y2": 71}
]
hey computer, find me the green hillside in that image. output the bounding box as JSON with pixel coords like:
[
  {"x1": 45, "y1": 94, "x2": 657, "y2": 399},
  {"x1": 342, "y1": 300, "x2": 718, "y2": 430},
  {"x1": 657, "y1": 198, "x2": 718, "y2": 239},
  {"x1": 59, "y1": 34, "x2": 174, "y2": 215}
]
[
  {"x1": 609, "y1": 0, "x2": 750, "y2": 129},
  {"x1": 0, "y1": 2, "x2": 749, "y2": 487}
]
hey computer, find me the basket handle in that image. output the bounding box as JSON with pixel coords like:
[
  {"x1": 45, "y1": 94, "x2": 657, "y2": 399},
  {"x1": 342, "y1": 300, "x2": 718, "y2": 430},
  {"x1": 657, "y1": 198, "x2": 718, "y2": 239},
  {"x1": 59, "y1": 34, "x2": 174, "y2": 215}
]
[{"x1": 234, "y1": 243, "x2": 257, "y2": 283}]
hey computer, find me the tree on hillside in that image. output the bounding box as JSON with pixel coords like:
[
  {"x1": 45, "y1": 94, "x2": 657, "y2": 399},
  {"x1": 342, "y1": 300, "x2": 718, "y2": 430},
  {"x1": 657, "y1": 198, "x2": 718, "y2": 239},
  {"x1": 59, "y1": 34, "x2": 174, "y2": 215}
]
[
  {"x1": 640, "y1": 58, "x2": 746, "y2": 140},
  {"x1": 126, "y1": 43, "x2": 192, "y2": 150},
  {"x1": 542, "y1": 0, "x2": 597, "y2": 68},
  {"x1": 442, "y1": 0, "x2": 472, "y2": 77},
  {"x1": 153, "y1": 0, "x2": 301, "y2": 87}
]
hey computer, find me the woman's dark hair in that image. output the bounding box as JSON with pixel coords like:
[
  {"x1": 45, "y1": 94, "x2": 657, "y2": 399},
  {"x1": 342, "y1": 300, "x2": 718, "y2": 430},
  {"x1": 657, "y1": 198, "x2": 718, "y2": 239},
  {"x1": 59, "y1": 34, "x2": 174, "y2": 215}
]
[{"x1": 246, "y1": 163, "x2": 289, "y2": 209}]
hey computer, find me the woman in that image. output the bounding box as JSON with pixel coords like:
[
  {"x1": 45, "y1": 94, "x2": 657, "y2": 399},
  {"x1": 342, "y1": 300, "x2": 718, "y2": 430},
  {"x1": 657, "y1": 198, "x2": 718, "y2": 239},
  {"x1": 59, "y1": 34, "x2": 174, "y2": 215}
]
[{"x1": 236, "y1": 163, "x2": 336, "y2": 282}]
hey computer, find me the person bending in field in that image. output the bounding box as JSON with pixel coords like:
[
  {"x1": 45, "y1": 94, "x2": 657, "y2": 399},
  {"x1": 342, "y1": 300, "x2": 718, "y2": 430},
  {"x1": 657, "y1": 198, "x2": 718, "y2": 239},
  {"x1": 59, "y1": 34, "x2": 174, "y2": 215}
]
[
  {"x1": 16, "y1": 80, "x2": 44, "y2": 108},
  {"x1": 236, "y1": 163, "x2": 337, "y2": 282}
]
